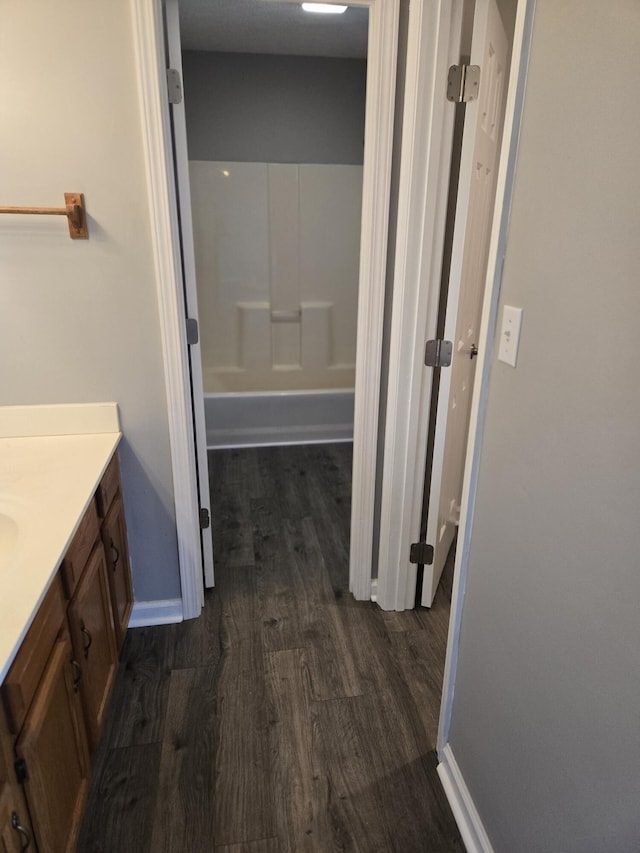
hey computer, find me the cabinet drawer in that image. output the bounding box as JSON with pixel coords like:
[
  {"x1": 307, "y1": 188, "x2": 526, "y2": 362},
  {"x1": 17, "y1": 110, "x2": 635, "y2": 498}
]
[
  {"x1": 1, "y1": 574, "x2": 65, "y2": 734},
  {"x1": 95, "y1": 453, "x2": 120, "y2": 519},
  {"x1": 61, "y1": 500, "x2": 100, "y2": 598}
]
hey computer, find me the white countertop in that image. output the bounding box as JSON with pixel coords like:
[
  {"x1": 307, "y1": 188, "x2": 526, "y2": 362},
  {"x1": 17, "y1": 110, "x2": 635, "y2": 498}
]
[{"x1": 0, "y1": 405, "x2": 121, "y2": 683}]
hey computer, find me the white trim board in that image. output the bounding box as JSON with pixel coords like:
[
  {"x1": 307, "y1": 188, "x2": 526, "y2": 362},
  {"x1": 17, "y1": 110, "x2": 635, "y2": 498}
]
[
  {"x1": 130, "y1": 0, "x2": 204, "y2": 620},
  {"x1": 165, "y1": 0, "x2": 216, "y2": 590},
  {"x1": 376, "y1": 0, "x2": 464, "y2": 610},
  {"x1": 378, "y1": 0, "x2": 536, "y2": 614},
  {"x1": 438, "y1": 0, "x2": 536, "y2": 751},
  {"x1": 437, "y1": 744, "x2": 495, "y2": 853},
  {"x1": 129, "y1": 599, "x2": 184, "y2": 628}
]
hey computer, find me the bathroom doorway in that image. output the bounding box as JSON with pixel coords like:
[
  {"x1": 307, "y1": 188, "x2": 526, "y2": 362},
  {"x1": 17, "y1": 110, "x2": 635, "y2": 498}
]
[{"x1": 166, "y1": 0, "x2": 399, "y2": 600}]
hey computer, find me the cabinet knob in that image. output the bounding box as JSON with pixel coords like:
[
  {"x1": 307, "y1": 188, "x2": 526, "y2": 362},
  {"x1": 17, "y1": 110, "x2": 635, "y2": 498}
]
[
  {"x1": 11, "y1": 811, "x2": 32, "y2": 850},
  {"x1": 70, "y1": 657, "x2": 82, "y2": 692},
  {"x1": 109, "y1": 538, "x2": 120, "y2": 570},
  {"x1": 79, "y1": 621, "x2": 93, "y2": 659}
]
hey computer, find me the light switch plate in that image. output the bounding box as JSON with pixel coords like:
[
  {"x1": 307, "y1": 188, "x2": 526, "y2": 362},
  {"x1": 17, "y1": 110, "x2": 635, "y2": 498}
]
[{"x1": 498, "y1": 305, "x2": 523, "y2": 367}]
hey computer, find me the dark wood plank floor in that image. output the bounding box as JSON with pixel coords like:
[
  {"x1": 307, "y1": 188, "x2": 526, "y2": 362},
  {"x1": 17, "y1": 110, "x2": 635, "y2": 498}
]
[{"x1": 77, "y1": 443, "x2": 463, "y2": 852}]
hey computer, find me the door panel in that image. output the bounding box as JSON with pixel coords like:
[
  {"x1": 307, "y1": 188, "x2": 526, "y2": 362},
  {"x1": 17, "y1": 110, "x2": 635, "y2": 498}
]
[
  {"x1": 0, "y1": 709, "x2": 33, "y2": 853},
  {"x1": 0, "y1": 781, "x2": 30, "y2": 853},
  {"x1": 422, "y1": 0, "x2": 509, "y2": 605},
  {"x1": 68, "y1": 545, "x2": 118, "y2": 751},
  {"x1": 101, "y1": 494, "x2": 134, "y2": 651},
  {"x1": 16, "y1": 635, "x2": 90, "y2": 853},
  {"x1": 165, "y1": 0, "x2": 215, "y2": 588}
]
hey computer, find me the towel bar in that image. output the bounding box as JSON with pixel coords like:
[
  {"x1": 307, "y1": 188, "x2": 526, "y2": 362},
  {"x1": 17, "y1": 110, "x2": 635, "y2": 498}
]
[{"x1": 0, "y1": 193, "x2": 88, "y2": 239}]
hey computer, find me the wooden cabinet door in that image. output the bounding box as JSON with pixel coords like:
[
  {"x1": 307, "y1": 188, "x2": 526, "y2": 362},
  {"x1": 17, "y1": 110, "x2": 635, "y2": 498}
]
[
  {"x1": 16, "y1": 634, "x2": 89, "y2": 853},
  {"x1": 68, "y1": 545, "x2": 117, "y2": 751},
  {"x1": 0, "y1": 781, "x2": 34, "y2": 853},
  {"x1": 100, "y1": 495, "x2": 133, "y2": 651},
  {"x1": 0, "y1": 707, "x2": 34, "y2": 853}
]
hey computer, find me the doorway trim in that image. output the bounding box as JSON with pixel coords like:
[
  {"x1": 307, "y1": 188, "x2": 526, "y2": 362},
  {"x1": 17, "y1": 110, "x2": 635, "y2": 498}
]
[
  {"x1": 376, "y1": 0, "x2": 464, "y2": 611},
  {"x1": 344, "y1": 0, "x2": 400, "y2": 599},
  {"x1": 377, "y1": 0, "x2": 532, "y2": 615},
  {"x1": 130, "y1": 0, "x2": 204, "y2": 620},
  {"x1": 129, "y1": 0, "x2": 401, "y2": 611}
]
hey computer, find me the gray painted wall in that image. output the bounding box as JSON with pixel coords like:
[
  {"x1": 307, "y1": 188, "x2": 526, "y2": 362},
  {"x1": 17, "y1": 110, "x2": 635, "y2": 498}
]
[
  {"x1": 0, "y1": 0, "x2": 181, "y2": 602},
  {"x1": 448, "y1": 1, "x2": 640, "y2": 850},
  {"x1": 182, "y1": 51, "x2": 367, "y2": 164}
]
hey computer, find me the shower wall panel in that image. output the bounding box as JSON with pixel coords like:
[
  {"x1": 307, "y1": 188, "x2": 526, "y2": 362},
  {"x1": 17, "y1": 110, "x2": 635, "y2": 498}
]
[{"x1": 189, "y1": 160, "x2": 362, "y2": 393}]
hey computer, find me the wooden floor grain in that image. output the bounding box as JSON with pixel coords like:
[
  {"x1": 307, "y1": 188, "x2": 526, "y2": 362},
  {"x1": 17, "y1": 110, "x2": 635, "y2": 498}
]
[{"x1": 77, "y1": 444, "x2": 463, "y2": 852}]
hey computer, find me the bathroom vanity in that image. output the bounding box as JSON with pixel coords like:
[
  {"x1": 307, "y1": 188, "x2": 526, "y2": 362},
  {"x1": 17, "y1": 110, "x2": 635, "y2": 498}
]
[{"x1": 0, "y1": 405, "x2": 133, "y2": 852}]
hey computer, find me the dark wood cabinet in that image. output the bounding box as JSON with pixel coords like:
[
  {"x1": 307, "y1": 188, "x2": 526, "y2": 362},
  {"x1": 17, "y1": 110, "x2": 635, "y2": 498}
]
[
  {"x1": 96, "y1": 455, "x2": 133, "y2": 654},
  {"x1": 0, "y1": 448, "x2": 133, "y2": 852},
  {"x1": 0, "y1": 782, "x2": 31, "y2": 853},
  {"x1": 0, "y1": 703, "x2": 33, "y2": 853},
  {"x1": 100, "y1": 494, "x2": 133, "y2": 652},
  {"x1": 15, "y1": 635, "x2": 89, "y2": 853},
  {"x1": 68, "y1": 545, "x2": 117, "y2": 752}
]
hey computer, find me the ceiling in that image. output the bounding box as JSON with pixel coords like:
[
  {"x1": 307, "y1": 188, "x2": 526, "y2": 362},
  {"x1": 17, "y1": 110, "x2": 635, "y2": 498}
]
[{"x1": 178, "y1": 0, "x2": 369, "y2": 58}]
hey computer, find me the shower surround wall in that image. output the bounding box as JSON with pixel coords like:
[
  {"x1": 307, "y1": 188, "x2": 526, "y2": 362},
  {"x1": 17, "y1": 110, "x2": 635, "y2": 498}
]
[
  {"x1": 183, "y1": 51, "x2": 366, "y2": 444},
  {"x1": 183, "y1": 50, "x2": 366, "y2": 395},
  {"x1": 189, "y1": 160, "x2": 362, "y2": 393}
]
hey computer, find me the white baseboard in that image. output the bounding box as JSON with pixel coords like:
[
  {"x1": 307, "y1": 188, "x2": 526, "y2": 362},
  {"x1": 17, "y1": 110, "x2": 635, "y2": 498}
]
[
  {"x1": 437, "y1": 744, "x2": 494, "y2": 853},
  {"x1": 128, "y1": 598, "x2": 184, "y2": 628}
]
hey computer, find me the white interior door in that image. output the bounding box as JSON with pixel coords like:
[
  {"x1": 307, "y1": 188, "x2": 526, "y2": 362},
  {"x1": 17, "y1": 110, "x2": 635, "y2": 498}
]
[
  {"x1": 164, "y1": 0, "x2": 215, "y2": 588},
  {"x1": 422, "y1": 0, "x2": 508, "y2": 605}
]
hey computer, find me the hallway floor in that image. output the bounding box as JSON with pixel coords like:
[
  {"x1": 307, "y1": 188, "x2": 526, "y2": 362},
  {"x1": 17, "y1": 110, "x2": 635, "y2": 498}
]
[{"x1": 77, "y1": 444, "x2": 463, "y2": 852}]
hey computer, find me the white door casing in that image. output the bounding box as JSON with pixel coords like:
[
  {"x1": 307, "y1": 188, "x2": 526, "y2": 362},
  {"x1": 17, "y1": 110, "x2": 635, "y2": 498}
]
[
  {"x1": 376, "y1": 0, "x2": 464, "y2": 611},
  {"x1": 422, "y1": 0, "x2": 509, "y2": 605},
  {"x1": 377, "y1": 0, "x2": 512, "y2": 611},
  {"x1": 131, "y1": 0, "x2": 399, "y2": 613},
  {"x1": 334, "y1": 0, "x2": 400, "y2": 600},
  {"x1": 130, "y1": 0, "x2": 204, "y2": 620},
  {"x1": 165, "y1": 0, "x2": 215, "y2": 588}
]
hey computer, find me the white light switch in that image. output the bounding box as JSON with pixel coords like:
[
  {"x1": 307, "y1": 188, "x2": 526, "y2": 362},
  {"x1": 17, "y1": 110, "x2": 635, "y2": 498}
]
[{"x1": 498, "y1": 305, "x2": 523, "y2": 367}]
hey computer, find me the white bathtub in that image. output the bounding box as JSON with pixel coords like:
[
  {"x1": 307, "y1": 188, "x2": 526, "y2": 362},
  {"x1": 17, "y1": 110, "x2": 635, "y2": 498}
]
[{"x1": 204, "y1": 388, "x2": 354, "y2": 449}]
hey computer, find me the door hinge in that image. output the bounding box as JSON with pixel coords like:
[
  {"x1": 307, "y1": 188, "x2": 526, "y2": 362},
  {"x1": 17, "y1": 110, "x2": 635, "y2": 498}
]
[
  {"x1": 425, "y1": 339, "x2": 453, "y2": 368},
  {"x1": 186, "y1": 317, "x2": 199, "y2": 345},
  {"x1": 14, "y1": 758, "x2": 28, "y2": 784},
  {"x1": 199, "y1": 507, "x2": 210, "y2": 530},
  {"x1": 166, "y1": 67, "x2": 183, "y2": 105},
  {"x1": 410, "y1": 542, "x2": 434, "y2": 566},
  {"x1": 447, "y1": 64, "x2": 481, "y2": 103}
]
